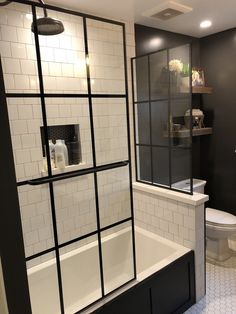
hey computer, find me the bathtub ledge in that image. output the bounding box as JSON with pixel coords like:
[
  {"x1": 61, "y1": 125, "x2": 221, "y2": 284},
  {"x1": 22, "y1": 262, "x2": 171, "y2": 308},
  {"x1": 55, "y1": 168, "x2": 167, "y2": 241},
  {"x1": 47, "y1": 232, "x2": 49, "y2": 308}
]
[{"x1": 133, "y1": 182, "x2": 209, "y2": 206}]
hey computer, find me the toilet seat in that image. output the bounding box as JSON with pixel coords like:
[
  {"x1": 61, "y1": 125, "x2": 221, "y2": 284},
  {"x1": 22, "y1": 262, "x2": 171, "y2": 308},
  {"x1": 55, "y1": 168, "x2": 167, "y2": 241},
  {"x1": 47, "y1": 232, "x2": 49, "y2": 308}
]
[{"x1": 206, "y1": 207, "x2": 236, "y2": 229}]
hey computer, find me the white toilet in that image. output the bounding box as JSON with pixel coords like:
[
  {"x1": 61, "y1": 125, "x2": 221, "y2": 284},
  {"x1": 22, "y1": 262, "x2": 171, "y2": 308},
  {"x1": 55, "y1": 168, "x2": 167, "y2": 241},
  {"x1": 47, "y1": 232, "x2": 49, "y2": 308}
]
[{"x1": 206, "y1": 207, "x2": 236, "y2": 261}]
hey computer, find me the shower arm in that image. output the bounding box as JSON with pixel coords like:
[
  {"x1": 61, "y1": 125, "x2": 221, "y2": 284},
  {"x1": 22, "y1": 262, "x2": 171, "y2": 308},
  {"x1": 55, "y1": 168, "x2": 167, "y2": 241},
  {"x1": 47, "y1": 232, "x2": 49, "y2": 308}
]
[
  {"x1": 37, "y1": 0, "x2": 48, "y2": 17},
  {"x1": 0, "y1": 1, "x2": 12, "y2": 6}
]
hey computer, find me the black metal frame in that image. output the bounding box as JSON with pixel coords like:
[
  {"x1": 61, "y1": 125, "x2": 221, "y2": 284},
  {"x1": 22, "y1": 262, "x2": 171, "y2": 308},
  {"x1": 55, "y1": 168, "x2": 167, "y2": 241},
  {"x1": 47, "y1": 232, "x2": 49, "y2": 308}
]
[
  {"x1": 131, "y1": 44, "x2": 193, "y2": 195},
  {"x1": 1, "y1": 0, "x2": 137, "y2": 313}
]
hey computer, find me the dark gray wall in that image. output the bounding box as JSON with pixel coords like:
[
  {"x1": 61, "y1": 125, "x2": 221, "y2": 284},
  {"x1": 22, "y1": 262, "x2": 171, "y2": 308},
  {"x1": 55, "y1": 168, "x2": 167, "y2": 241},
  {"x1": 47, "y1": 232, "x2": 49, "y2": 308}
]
[
  {"x1": 200, "y1": 28, "x2": 236, "y2": 215},
  {"x1": 135, "y1": 24, "x2": 200, "y2": 66}
]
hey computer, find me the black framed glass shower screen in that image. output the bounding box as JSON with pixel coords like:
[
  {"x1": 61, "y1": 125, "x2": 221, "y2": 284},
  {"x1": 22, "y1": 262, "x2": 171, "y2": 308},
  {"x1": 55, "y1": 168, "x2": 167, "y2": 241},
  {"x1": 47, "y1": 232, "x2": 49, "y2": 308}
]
[
  {"x1": 131, "y1": 44, "x2": 193, "y2": 195},
  {"x1": 0, "y1": 1, "x2": 136, "y2": 313}
]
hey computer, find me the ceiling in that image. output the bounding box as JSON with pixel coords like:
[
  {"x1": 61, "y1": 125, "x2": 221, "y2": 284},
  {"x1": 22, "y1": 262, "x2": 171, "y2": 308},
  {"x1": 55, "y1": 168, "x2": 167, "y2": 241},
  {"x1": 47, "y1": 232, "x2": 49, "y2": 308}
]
[{"x1": 47, "y1": 0, "x2": 236, "y2": 38}]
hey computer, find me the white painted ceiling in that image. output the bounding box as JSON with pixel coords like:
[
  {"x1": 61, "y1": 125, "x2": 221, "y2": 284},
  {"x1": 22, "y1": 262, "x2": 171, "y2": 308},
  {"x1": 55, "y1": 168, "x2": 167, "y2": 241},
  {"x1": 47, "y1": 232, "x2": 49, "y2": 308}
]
[{"x1": 47, "y1": 0, "x2": 236, "y2": 38}]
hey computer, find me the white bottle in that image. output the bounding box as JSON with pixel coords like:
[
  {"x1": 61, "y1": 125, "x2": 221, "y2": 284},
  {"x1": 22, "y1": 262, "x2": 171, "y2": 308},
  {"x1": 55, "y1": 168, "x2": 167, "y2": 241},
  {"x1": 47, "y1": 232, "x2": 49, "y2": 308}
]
[
  {"x1": 49, "y1": 140, "x2": 55, "y2": 169},
  {"x1": 55, "y1": 139, "x2": 66, "y2": 169},
  {"x1": 62, "y1": 140, "x2": 69, "y2": 166}
]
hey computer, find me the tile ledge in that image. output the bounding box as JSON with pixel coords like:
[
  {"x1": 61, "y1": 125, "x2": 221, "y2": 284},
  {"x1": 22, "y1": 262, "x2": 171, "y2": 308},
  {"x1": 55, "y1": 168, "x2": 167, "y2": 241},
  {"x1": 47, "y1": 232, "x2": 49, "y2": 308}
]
[{"x1": 132, "y1": 182, "x2": 209, "y2": 206}]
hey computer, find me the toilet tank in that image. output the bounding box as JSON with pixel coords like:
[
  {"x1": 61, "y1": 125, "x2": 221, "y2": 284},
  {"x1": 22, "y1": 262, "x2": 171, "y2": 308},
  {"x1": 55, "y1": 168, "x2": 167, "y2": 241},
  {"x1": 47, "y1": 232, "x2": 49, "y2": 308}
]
[
  {"x1": 172, "y1": 179, "x2": 206, "y2": 194},
  {"x1": 192, "y1": 179, "x2": 206, "y2": 194}
]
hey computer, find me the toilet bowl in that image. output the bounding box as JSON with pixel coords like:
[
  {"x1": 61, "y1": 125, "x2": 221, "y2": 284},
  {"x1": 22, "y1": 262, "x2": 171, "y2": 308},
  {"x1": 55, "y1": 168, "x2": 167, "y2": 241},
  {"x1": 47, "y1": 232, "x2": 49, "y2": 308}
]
[{"x1": 206, "y1": 208, "x2": 236, "y2": 261}]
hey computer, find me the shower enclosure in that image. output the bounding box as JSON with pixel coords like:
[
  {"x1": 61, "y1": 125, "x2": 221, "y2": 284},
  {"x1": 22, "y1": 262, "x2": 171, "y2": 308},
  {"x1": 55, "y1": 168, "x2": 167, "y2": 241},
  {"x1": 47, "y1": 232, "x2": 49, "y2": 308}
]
[
  {"x1": 131, "y1": 44, "x2": 193, "y2": 194},
  {"x1": 0, "y1": 1, "x2": 136, "y2": 313}
]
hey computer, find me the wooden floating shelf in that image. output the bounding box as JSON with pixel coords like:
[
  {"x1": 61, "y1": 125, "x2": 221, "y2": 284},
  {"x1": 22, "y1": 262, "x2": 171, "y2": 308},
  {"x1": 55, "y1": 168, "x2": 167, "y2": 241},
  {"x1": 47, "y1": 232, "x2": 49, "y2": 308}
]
[
  {"x1": 164, "y1": 127, "x2": 213, "y2": 138},
  {"x1": 192, "y1": 86, "x2": 213, "y2": 94}
]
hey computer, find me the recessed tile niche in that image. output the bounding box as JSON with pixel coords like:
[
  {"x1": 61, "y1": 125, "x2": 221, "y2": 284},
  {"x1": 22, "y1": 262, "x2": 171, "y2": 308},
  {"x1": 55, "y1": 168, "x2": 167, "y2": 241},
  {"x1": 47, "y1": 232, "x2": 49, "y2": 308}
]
[{"x1": 40, "y1": 124, "x2": 82, "y2": 169}]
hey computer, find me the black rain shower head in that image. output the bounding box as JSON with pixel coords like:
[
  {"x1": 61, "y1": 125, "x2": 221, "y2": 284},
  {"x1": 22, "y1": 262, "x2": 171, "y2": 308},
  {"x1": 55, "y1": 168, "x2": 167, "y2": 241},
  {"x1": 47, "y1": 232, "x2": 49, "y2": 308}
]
[{"x1": 31, "y1": 0, "x2": 64, "y2": 36}]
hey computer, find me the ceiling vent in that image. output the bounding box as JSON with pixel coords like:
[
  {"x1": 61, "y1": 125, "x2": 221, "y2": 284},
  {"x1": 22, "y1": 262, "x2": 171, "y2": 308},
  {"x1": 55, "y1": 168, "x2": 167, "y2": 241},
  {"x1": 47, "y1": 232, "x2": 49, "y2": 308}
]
[{"x1": 143, "y1": 1, "x2": 193, "y2": 21}]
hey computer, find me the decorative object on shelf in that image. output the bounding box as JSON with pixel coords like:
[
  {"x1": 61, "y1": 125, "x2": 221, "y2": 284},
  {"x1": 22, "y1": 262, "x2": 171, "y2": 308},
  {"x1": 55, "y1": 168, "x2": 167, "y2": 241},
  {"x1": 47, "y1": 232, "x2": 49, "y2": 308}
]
[
  {"x1": 185, "y1": 109, "x2": 205, "y2": 129},
  {"x1": 192, "y1": 68, "x2": 205, "y2": 87}
]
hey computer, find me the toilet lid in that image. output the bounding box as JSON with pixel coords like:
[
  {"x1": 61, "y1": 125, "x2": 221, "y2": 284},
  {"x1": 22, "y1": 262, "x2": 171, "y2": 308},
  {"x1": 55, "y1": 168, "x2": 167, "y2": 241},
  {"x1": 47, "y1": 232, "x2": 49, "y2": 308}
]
[{"x1": 206, "y1": 208, "x2": 236, "y2": 225}]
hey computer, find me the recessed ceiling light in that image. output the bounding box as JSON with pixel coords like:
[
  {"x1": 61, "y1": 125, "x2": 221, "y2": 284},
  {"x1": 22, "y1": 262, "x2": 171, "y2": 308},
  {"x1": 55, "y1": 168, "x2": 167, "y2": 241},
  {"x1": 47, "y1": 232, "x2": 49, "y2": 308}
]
[
  {"x1": 200, "y1": 20, "x2": 212, "y2": 28},
  {"x1": 149, "y1": 38, "x2": 163, "y2": 48}
]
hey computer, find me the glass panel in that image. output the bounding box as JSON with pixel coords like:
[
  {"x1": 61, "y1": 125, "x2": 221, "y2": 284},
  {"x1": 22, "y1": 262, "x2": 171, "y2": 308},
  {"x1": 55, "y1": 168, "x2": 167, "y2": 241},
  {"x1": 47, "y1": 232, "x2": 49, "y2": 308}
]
[
  {"x1": 133, "y1": 56, "x2": 149, "y2": 102},
  {"x1": 87, "y1": 19, "x2": 125, "y2": 94},
  {"x1": 18, "y1": 184, "x2": 54, "y2": 258},
  {"x1": 151, "y1": 100, "x2": 169, "y2": 146},
  {"x1": 101, "y1": 221, "x2": 134, "y2": 294},
  {"x1": 7, "y1": 97, "x2": 48, "y2": 182},
  {"x1": 97, "y1": 166, "x2": 131, "y2": 228},
  {"x1": 150, "y1": 50, "x2": 168, "y2": 100},
  {"x1": 137, "y1": 145, "x2": 152, "y2": 183},
  {"x1": 135, "y1": 102, "x2": 150, "y2": 145},
  {"x1": 53, "y1": 174, "x2": 97, "y2": 244},
  {"x1": 152, "y1": 147, "x2": 170, "y2": 187},
  {"x1": 170, "y1": 97, "x2": 192, "y2": 148},
  {"x1": 169, "y1": 44, "x2": 190, "y2": 96},
  {"x1": 27, "y1": 252, "x2": 60, "y2": 314},
  {"x1": 36, "y1": 8, "x2": 87, "y2": 94},
  {"x1": 0, "y1": 2, "x2": 40, "y2": 93},
  {"x1": 60, "y1": 236, "x2": 102, "y2": 313},
  {"x1": 171, "y1": 148, "x2": 191, "y2": 192},
  {"x1": 45, "y1": 97, "x2": 93, "y2": 175},
  {"x1": 93, "y1": 98, "x2": 128, "y2": 165}
]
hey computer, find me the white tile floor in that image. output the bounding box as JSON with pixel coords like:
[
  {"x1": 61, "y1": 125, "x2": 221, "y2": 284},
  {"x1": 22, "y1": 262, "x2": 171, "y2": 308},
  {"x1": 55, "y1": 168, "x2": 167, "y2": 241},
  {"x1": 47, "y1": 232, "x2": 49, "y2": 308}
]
[{"x1": 185, "y1": 255, "x2": 236, "y2": 313}]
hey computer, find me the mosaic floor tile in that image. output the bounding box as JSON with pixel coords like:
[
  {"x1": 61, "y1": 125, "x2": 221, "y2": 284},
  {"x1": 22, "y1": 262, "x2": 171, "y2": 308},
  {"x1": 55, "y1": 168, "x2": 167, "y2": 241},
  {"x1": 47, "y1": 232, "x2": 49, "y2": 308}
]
[{"x1": 185, "y1": 256, "x2": 236, "y2": 313}]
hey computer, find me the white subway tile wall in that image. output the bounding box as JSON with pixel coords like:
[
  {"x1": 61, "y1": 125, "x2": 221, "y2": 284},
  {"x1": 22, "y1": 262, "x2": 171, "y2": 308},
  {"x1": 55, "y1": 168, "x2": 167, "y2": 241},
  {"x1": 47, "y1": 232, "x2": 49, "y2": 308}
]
[
  {"x1": 53, "y1": 174, "x2": 97, "y2": 244},
  {"x1": 134, "y1": 189, "x2": 205, "y2": 301},
  {"x1": 0, "y1": 3, "x2": 40, "y2": 93},
  {"x1": 18, "y1": 184, "x2": 54, "y2": 260},
  {"x1": 97, "y1": 166, "x2": 131, "y2": 228},
  {"x1": 37, "y1": 8, "x2": 87, "y2": 94},
  {"x1": 7, "y1": 97, "x2": 93, "y2": 182},
  {"x1": 87, "y1": 19, "x2": 125, "y2": 94},
  {"x1": 7, "y1": 97, "x2": 47, "y2": 181},
  {"x1": 93, "y1": 98, "x2": 128, "y2": 165}
]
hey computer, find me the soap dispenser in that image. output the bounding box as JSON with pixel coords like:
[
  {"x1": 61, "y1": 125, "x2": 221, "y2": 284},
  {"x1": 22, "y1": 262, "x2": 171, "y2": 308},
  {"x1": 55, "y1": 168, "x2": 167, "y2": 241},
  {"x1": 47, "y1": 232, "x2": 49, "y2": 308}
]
[{"x1": 55, "y1": 139, "x2": 66, "y2": 169}]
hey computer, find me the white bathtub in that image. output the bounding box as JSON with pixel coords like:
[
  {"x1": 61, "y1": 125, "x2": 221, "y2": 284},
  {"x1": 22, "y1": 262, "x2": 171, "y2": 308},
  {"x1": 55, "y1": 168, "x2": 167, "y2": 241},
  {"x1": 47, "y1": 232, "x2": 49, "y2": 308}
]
[{"x1": 27, "y1": 227, "x2": 190, "y2": 314}]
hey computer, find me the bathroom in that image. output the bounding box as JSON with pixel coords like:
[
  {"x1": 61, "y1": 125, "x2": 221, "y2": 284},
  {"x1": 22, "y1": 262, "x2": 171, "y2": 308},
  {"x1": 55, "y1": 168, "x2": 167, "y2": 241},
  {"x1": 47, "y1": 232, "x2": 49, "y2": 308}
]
[{"x1": 0, "y1": 0, "x2": 235, "y2": 313}]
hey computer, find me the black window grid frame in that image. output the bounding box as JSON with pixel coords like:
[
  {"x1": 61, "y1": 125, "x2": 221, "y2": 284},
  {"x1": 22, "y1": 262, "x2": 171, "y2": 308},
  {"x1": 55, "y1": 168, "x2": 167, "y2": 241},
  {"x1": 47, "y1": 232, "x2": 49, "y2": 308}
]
[
  {"x1": 131, "y1": 45, "x2": 193, "y2": 196},
  {"x1": 2, "y1": 0, "x2": 137, "y2": 313}
]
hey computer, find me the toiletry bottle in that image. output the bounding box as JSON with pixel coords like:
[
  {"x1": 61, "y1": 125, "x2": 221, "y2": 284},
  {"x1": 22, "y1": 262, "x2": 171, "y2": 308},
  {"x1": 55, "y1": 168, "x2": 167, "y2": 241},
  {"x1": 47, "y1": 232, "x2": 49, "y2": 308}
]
[
  {"x1": 49, "y1": 140, "x2": 55, "y2": 169},
  {"x1": 69, "y1": 135, "x2": 81, "y2": 165},
  {"x1": 62, "y1": 140, "x2": 69, "y2": 166},
  {"x1": 55, "y1": 139, "x2": 66, "y2": 169}
]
